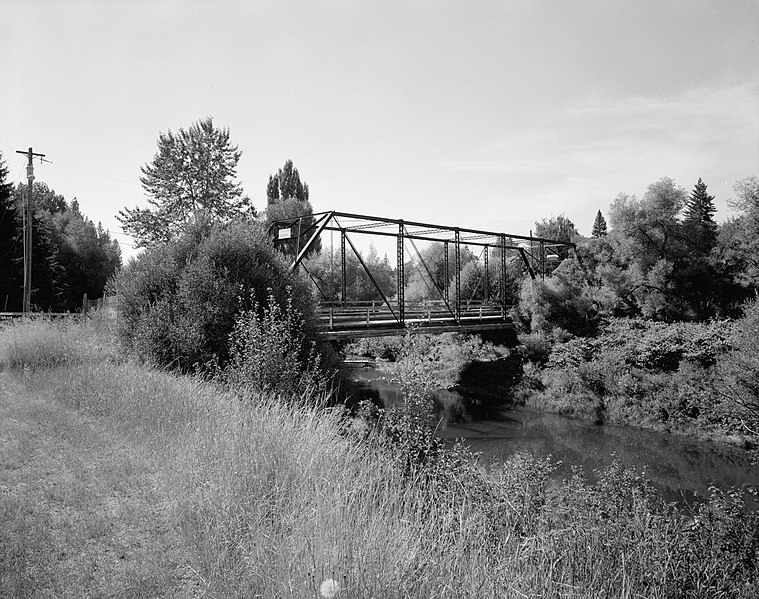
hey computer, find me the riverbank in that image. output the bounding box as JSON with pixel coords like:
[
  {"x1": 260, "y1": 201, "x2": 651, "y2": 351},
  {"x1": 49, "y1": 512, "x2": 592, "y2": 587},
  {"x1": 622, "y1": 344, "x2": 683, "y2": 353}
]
[
  {"x1": 3, "y1": 318, "x2": 759, "y2": 597},
  {"x1": 515, "y1": 315, "x2": 759, "y2": 454},
  {"x1": 345, "y1": 315, "x2": 759, "y2": 456}
]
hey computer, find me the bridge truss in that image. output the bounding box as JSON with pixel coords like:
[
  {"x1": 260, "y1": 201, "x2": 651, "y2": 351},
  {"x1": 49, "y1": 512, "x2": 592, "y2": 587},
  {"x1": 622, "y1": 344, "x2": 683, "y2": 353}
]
[{"x1": 271, "y1": 211, "x2": 575, "y2": 339}]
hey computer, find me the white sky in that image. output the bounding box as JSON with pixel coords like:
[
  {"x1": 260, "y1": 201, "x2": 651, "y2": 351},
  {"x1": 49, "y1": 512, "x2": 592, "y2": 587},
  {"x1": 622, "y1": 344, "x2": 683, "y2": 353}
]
[{"x1": 2, "y1": 0, "x2": 757, "y2": 261}]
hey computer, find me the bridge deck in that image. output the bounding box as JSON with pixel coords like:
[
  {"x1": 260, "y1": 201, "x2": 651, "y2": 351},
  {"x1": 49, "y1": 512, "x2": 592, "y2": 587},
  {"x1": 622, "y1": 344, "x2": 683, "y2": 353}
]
[{"x1": 317, "y1": 300, "x2": 513, "y2": 339}]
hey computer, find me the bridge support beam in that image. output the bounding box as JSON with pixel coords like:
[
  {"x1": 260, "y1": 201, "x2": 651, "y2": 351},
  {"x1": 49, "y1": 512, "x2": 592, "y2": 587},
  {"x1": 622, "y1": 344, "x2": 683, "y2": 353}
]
[
  {"x1": 341, "y1": 231, "x2": 346, "y2": 306},
  {"x1": 397, "y1": 221, "x2": 405, "y2": 326},
  {"x1": 444, "y1": 241, "x2": 449, "y2": 302},
  {"x1": 454, "y1": 228, "x2": 461, "y2": 322}
]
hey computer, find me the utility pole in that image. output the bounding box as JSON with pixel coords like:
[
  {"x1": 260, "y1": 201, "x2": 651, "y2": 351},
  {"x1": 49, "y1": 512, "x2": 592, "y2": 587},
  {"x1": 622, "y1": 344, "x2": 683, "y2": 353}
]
[{"x1": 15, "y1": 147, "x2": 46, "y2": 314}]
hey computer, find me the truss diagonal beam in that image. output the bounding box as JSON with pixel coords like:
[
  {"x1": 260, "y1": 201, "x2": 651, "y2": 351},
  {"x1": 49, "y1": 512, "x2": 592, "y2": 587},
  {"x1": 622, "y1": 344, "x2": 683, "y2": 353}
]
[
  {"x1": 405, "y1": 230, "x2": 456, "y2": 319},
  {"x1": 343, "y1": 231, "x2": 400, "y2": 324}
]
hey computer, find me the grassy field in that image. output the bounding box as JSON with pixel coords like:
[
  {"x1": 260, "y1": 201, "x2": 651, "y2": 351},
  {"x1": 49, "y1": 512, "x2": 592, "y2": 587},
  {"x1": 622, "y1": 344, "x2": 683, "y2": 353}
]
[{"x1": 1, "y1": 317, "x2": 758, "y2": 598}]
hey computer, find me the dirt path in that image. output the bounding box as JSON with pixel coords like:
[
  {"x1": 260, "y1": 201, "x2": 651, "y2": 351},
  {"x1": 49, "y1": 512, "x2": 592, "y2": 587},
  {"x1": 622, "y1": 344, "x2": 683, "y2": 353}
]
[{"x1": 0, "y1": 371, "x2": 207, "y2": 598}]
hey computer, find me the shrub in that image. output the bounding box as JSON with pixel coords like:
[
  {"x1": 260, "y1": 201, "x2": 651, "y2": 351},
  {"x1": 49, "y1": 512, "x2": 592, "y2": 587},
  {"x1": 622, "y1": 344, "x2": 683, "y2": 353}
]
[
  {"x1": 513, "y1": 259, "x2": 602, "y2": 338},
  {"x1": 117, "y1": 220, "x2": 316, "y2": 371},
  {"x1": 518, "y1": 331, "x2": 553, "y2": 365},
  {"x1": 224, "y1": 287, "x2": 328, "y2": 400}
]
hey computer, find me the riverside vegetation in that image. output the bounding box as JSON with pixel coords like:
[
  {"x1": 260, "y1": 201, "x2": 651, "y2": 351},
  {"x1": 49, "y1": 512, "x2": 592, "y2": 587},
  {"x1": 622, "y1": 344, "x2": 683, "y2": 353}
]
[
  {"x1": 2, "y1": 311, "x2": 759, "y2": 598},
  {"x1": 3, "y1": 168, "x2": 759, "y2": 595}
]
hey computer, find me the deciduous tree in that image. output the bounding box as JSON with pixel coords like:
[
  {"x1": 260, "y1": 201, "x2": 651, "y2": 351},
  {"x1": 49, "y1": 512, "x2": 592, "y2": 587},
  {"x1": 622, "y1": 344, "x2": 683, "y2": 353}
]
[{"x1": 118, "y1": 117, "x2": 253, "y2": 247}]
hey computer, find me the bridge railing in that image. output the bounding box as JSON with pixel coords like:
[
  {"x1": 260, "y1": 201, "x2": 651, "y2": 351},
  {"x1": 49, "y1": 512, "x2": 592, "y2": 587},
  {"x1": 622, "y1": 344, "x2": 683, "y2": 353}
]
[{"x1": 318, "y1": 299, "x2": 510, "y2": 333}]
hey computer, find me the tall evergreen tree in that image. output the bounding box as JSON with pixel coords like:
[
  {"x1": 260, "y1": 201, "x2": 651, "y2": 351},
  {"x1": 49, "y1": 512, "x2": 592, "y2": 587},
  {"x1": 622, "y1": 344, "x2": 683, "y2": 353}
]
[
  {"x1": 265, "y1": 160, "x2": 319, "y2": 256},
  {"x1": 11, "y1": 183, "x2": 67, "y2": 311},
  {"x1": 591, "y1": 210, "x2": 608, "y2": 237},
  {"x1": 684, "y1": 178, "x2": 718, "y2": 251},
  {"x1": 266, "y1": 159, "x2": 310, "y2": 205},
  {"x1": 0, "y1": 152, "x2": 21, "y2": 311}
]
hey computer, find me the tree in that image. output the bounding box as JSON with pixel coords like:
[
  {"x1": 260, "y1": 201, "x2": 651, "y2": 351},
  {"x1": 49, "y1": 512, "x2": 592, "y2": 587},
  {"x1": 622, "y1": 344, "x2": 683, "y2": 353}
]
[
  {"x1": 266, "y1": 159, "x2": 309, "y2": 205},
  {"x1": 265, "y1": 160, "x2": 320, "y2": 256},
  {"x1": 591, "y1": 210, "x2": 608, "y2": 237},
  {"x1": 116, "y1": 220, "x2": 316, "y2": 370},
  {"x1": 534, "y1": 214, "x2": 578, "y2": 242},
  {"x1": 713, "y1": 175, "x2": 759, "y2": 296},
  {"x1": 683, "y1": 178, "x2": 717, "y2": 252},
  {"x1": 118, "y1": 117, "x2": 253, "y2": 247},
  {"x1": 45, "y1": 201, "x2": 122, "y2": 310},
  {"x1": 0, "y1": 152, "x2": 20, "y2": 311},
  {"x1": 729, "y1": 175, "x2": 759, "y2": 214},
  {"x1": 7, "y1": 182, "x2": 67, "y2": 311},
  {"x1": 7, "y1": 182, "x2": 122, "y2": 311},
  {"x1": 534, "y1": 214, "x2": 578, "y2": 272}
]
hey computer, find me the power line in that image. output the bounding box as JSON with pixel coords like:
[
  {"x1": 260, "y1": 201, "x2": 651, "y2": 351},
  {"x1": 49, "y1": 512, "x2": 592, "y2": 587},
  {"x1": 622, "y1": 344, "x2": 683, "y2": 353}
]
[{"x1": 51, "y1": 161, "x2": 141, "y2": 187}]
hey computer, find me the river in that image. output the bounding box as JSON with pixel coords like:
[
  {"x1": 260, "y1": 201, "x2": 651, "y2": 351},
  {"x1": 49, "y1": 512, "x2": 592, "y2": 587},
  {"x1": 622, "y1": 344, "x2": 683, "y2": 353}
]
[{"x1": 349, "y1": 366, "x2": 759, "y2": 506}]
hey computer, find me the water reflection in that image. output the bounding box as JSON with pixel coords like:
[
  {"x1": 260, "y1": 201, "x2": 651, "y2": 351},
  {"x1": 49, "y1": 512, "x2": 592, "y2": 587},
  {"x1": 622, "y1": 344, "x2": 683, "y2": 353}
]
[{"x1": 349, "y1": 367, "x2": 759, "y2": 505}]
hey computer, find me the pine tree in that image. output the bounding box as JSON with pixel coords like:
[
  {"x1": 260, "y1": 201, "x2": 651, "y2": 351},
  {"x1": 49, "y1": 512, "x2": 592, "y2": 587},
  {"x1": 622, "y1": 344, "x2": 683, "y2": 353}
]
[
  {"x1": 591, "y1": 210, "x2": 608, "y2": 237},
  {"x1": 0, "y1": 152, "x2": 21, "y2": 311},
  {"x1": 684, "y1": 178, "x2": 717, "y2": 251}
]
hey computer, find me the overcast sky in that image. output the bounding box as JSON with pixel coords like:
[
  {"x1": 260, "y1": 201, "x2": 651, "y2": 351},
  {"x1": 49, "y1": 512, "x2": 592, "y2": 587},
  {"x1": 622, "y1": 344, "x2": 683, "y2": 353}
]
[{"x1": 2, "y1": 0, "x2": 757, "y2": 260}]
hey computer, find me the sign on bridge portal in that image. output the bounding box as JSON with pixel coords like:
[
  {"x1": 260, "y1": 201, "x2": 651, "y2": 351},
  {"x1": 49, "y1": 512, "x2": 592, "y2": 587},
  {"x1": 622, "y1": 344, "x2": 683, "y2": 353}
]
[{"x1": 269, "y1": 211, "x2": 577, "y2": 339}]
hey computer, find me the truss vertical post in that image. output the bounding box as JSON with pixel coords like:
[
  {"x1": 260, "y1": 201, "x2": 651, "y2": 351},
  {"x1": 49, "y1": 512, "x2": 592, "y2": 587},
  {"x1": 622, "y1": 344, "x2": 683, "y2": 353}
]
[
  {"x1": 454, "y1": 229, "x2": 461, "y2": 322},
  {"x1": 340, "y1": 230, "x2": 346, "y2": 306},
  {"x1": 397, "y1": 221, "x2": 405, "y2": 327},
  {"x1": 296, "y1": 217, "x2": 302, "y2": 257},
  {"x1": 484, "y1": 248, "x2": 489, "y2": 302},
  {"x1": 500, "y1": 235, "x2": 507, "y2": 312},
  {"x1": 540, "y1": 240, "x2": 545, "y2": 280},
  {"x1": 443, "y1": 240, "x2": 449, "y2": 302}
]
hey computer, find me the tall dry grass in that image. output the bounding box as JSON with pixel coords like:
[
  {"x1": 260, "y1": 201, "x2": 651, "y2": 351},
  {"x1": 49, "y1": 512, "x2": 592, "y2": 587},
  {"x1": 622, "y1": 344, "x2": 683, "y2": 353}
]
[
  {"x1": 0, "y1": 314, "x2": 120, "y2": 371},
  {"x1": 4, "y1": 318, "x2": 758, "y2": 598}
]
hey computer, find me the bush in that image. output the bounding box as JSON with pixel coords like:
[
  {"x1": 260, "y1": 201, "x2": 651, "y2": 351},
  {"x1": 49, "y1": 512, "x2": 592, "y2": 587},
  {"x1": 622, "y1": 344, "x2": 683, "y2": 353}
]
[
  {"x1": 517, "y1": 314, "x2": 759, "y2": 444},
  {"x1": 513, "y1": 259, "x2": 602, "y2": 338},
  {"x1": 718, "y1": 299, "x2": 759, "y2": 437},
  {"x1": 117, "y1": 220, "x2": 316, "y2": 371},
  {"x1": 224, "y1": 287, "x2": 328, "y2": 400}
]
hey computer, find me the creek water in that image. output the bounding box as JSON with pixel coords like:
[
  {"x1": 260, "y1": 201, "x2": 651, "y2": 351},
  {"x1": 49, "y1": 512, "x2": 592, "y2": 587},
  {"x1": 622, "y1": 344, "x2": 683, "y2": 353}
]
[{"x1": 349, "y1": 366, "x2": 759, "y2": 506}]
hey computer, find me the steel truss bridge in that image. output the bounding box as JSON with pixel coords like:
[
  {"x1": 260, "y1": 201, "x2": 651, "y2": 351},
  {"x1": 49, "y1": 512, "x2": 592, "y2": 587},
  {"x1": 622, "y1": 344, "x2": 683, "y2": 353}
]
[{"x1": 271, "y1": 211, "x2": 575, "y2": 339}]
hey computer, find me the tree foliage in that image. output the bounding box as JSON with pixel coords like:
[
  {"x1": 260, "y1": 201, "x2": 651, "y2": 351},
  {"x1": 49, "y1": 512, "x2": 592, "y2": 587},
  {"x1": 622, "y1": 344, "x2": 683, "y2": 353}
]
[
  {"x1": 683, "y1": 177, "x2": 718, "y2": 252},
  {"x1": 118, "y1": 117, "x2": 253, "y2": 247},
  {"x1": 266, "y1": 159, "x2": 309, "y2": 205},
  {"x1": 265, "y1": 160, "x2": 320, "y2": 256},
  {"x1": 591, "y1": 210, "x2": 608, "y2": 237},
  {"x1": 0, "y1": 152, "x2": 19, "y2": 311},
  {"x1": 116, "y1": 220, "x2": 316, "y2": 371},
  {"x1": 0, "y1": 153, "x2": 120, "y2": 313},
  {"x1": 307, "y1": 244, "x2": 396, "y2": 302},
  {"x1": 45, "y1": 201, "x2": 122, "y2": 309},
  {"x1": 534, "y1": 214, "x2": 578, "y2": 243}
]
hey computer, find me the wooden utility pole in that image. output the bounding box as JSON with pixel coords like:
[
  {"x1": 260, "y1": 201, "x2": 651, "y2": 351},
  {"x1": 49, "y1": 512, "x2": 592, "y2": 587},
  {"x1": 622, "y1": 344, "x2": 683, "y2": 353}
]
[{"x1": 15, "y1": 147, "x2": 46, "y2": 314}]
